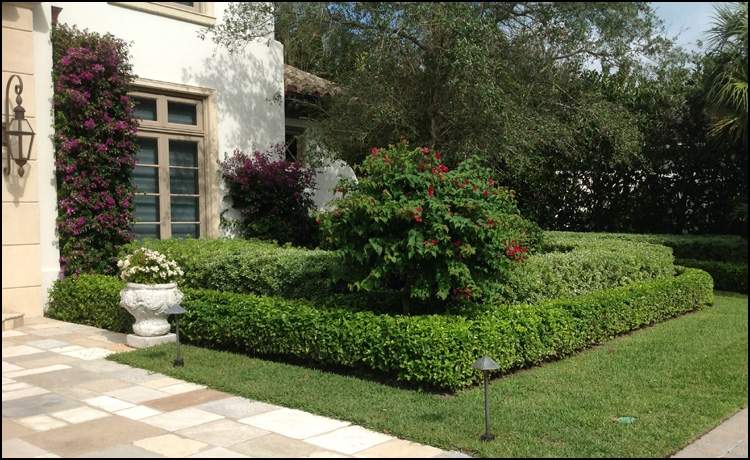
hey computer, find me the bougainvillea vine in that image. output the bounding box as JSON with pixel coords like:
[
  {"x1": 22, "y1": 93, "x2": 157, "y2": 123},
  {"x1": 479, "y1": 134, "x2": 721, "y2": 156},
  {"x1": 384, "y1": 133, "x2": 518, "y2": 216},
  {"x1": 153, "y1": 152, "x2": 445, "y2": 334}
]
[{"x1": 52, "y1": 24, "x2": 138, "y2": 276}]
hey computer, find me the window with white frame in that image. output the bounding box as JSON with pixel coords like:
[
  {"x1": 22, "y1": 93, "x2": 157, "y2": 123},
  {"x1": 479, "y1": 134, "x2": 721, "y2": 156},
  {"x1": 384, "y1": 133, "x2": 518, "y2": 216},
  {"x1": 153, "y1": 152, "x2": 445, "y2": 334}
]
[{"x1": 130, "y1": 90, "x2": 206, "y2": 239}]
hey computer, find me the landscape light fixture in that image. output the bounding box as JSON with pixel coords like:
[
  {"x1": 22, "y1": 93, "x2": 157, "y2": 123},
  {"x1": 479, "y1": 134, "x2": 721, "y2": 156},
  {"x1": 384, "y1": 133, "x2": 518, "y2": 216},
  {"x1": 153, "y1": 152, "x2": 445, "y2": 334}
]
[
  {"x1": 473, "y1": 356, "x2": 499, "y2": 441},
  {"x1": 167, "y1": 304, "x2": 187, "y2": 367},
  {"x1": 3, "y1": 74, "x2": 35, "y2": 177}
]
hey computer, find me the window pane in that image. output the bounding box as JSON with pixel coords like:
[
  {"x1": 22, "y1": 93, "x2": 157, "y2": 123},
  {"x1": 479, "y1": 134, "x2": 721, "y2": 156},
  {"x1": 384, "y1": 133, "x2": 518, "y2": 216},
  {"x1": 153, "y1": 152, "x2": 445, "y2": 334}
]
[
  {"x1": 171, "y1": 196, "x2": 198, "y2": 222},
  {"x1": 171, "y1": 223, "x2": 199, "y2": 238},
  {"x1": 134, "y1": 195, "x2": 159, "y2": 222},
  {"x1": 134, "y1": 166, "x2": 159, "y2": 193},
  {"x1": 136, "y1": 138, "x2": 158, "y2": 165},
  {"x1": 133, "y1": 224, "x2": 160, "y2": 239},
  {"x1": 170, "y1": 168, "x2": 197, "y2": 194},
  {"x1": 168, "y1": 101, "x2": 197, "y2": 125},
  {"x1": 133, "y1": 97, "x2": 157, "y2": 121},
  {"x1": 169, "y1": 140, "x2": 198, "y2": 167}
]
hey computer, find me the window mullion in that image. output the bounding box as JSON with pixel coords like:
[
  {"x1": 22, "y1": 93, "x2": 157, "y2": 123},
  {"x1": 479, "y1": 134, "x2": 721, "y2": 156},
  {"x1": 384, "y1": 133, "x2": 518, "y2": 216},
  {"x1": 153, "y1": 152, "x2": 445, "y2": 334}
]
[{"x1": 157, "y1": 135, "x2": 172, "y2": 239}]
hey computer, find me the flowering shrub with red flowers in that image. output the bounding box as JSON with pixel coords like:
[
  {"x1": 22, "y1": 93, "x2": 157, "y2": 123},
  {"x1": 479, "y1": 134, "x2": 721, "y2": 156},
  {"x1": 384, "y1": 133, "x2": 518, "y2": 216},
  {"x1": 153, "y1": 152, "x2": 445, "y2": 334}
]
[
  {"x1": 52, "y1": 25, "x2": 139, "y2": 276},
  {"x1": 318, "y1": 143, "x2": 542, "y2": 311},
  {"x1": 220, "y1": 147, "x2": 317, "y2": 246}
]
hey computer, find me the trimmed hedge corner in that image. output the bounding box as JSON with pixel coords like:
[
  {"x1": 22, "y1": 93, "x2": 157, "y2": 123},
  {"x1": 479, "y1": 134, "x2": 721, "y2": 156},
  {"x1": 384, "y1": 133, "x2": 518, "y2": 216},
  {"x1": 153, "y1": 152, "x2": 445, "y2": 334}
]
[
  {"x1": 47, "y1": 274, "x2": 132, "y2": 333},
  {"x1": 47, "y1": 268, "x2": 713, "y2": 391}
]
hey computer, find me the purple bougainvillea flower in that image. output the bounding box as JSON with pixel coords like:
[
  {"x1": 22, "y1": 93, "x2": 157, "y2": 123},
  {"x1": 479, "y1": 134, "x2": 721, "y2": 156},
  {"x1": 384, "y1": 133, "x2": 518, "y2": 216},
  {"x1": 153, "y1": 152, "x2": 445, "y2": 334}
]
[{"x1": 83, "y1": 119, "x2": 96, "y2": 130}]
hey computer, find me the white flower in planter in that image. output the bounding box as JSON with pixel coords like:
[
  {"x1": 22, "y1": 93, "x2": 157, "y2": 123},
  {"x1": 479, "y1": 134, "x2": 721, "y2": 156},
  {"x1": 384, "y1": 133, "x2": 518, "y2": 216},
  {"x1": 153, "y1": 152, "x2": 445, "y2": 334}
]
[{"x1": 118, "y1": 248, "x2": 184, "y2": 337}]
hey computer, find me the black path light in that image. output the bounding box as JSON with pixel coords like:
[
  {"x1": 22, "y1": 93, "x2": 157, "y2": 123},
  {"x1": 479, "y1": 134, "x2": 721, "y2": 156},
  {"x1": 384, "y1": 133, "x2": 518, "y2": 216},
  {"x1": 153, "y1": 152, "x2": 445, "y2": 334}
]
[
  {"x1": 3, "y1": 74, "x2": 35, "y2": 177},
  {"x1": 167, "y1": 304, "x2": 186, "y2": 367},
  {"x1": 473, "y1": 356, "x2": 499, "y2": 441}
]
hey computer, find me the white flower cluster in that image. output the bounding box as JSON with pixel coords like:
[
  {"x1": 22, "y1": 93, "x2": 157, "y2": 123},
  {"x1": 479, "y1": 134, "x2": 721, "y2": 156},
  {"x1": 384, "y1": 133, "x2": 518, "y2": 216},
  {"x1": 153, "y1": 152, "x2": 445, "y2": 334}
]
[{"x1": 117, "y1": 248, "x2": 184, "y2": 283}]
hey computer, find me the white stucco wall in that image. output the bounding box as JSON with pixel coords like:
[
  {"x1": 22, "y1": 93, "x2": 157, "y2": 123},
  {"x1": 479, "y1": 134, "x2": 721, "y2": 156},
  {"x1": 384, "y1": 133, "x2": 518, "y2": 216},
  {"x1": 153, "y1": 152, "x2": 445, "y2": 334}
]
[{"x1": 50, "y1": 2, "x2": 285, "y2": 154}]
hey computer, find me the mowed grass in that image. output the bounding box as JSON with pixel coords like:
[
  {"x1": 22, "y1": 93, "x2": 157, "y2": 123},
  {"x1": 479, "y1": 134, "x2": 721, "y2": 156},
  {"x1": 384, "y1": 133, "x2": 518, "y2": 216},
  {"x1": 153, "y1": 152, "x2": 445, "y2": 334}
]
[{"x1": 110, "y1": 292, "x2": 748, "y2": 457}]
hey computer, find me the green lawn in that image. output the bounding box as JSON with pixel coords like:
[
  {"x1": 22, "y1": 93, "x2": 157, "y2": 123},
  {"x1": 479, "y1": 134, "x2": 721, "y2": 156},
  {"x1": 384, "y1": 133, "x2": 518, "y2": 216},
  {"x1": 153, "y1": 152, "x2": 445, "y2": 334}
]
[{"x1": 110, "y1": 292, "x2": 748, "y2": 457}]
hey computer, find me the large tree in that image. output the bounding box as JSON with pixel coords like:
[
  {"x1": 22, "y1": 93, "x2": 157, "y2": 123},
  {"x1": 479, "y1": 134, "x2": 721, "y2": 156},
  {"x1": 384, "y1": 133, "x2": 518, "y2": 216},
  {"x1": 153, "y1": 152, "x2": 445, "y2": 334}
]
[{"x1": 203, "y1": 2, "x2": 746, "y2": 235}]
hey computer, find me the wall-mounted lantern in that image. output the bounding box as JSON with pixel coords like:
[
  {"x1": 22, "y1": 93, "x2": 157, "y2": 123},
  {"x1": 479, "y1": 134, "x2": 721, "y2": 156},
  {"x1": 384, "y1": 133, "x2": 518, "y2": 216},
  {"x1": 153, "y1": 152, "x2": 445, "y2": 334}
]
[{"x1": 3, "y1": 74, "x2": 35, "y2": 177}]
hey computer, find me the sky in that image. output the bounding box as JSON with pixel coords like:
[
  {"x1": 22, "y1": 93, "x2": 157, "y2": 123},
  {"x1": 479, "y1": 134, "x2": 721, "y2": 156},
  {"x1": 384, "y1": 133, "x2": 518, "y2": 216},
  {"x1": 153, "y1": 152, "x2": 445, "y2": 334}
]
[{"x1": 651, "y1": 2, "x2": 719, "y2": 52}]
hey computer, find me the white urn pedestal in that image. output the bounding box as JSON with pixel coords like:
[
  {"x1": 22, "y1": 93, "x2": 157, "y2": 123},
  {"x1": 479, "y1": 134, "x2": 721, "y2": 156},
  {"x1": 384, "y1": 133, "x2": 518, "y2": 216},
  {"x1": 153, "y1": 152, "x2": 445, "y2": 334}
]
[{"x1": 120, "y1": 282, "x2": 183, "y2": 349}]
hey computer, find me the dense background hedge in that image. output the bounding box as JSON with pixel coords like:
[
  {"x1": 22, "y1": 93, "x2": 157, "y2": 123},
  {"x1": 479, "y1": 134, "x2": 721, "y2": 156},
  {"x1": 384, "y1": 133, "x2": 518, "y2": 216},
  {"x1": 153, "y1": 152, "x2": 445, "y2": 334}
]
[
  {"x1": 674, "y1": 259, "x2": 747, "y2": 293},
  {"x1": 548, "y1": 231, "x2": 747, "y2": 293},
  {"x1": 548, "y1": 231, "x2": 747, "y2": 262},
  {"x1": 47, "y1": 269, "x2": 713, "y2": 391}
]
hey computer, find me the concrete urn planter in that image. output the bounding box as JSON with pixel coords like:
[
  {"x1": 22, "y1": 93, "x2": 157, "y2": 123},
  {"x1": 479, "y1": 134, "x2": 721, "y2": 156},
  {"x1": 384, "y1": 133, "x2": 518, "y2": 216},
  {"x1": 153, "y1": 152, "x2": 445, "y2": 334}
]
[{"x1": 120, "y1": 282, "x2": 183, "y2": 337}]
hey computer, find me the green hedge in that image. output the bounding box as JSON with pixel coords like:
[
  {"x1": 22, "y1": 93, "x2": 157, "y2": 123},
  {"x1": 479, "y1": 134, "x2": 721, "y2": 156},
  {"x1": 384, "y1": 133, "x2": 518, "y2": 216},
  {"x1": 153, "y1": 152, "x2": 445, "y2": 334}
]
[
  {"x1": 481, "y1": 237, "x2": 675, "y2": 307},
  {"x1": 548, "y1": 231, "x2": 747, "y2": 263},
  {"x1": 47, "y1": 268, "x2": 713, "y2": 391},
  {"x1": 121, "y1": 238, "x2": 342, "y2": 299},
  {"x1": 47, "y1": 274, "x2": 132, "y2": 333},
  {"x1": 122, "y1": 236, "x2": 676, "y2": 307},
  {"x1": 675, "y1": 259, "x2": 747, "y2": 293}
]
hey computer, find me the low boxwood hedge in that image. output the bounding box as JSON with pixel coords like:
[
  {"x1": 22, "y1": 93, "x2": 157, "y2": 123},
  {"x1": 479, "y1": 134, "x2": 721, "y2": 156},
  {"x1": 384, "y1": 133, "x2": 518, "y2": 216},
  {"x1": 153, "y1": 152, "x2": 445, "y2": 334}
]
[
  {"x1": 481, "y1": 237, "x2": 674, "y2": 307},
  {"x1": 122, "y1": 236, "x2": 676, "y2": 307},
  {"x1": 675, "y1": 259, "x2": 747, "y2": 293},
  {"x1": 120, "y1": 238, "x2": 342, "y2": 299},
  {"x1": 47, "y1": 268, "x2": 713, "y2": 391}
]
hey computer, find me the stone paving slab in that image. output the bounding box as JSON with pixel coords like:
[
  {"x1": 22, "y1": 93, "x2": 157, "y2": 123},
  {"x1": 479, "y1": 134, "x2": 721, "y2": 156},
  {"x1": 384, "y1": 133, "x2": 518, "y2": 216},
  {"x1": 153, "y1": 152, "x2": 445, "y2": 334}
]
[
  {"x1": 3, "y1": 317, "x2": 458, "y2": 458},
  {"x1": 672, "y1": 408, "x2": 748, "y2": 458}
]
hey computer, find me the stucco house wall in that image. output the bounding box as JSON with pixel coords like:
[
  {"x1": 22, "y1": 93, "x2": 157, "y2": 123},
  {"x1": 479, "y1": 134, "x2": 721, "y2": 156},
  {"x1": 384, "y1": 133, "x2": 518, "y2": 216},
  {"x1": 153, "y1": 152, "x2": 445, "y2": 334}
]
[{"x1": 2, "y1": 2, "x2": 285, "y2": 317}]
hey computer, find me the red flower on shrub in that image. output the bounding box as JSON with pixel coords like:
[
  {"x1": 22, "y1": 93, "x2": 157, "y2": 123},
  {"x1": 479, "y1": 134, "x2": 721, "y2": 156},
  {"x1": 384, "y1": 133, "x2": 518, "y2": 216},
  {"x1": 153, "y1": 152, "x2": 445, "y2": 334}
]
[
  {"x1": 413, "y1": 206, "x2": 423, "y2": 223},
  {"x1": 505, "y1": 241, "x2": 529, "y2": 261},
  {"x1": 431, "y1": 164, "x2": 449, "y2": 178},
  {"x1": 486, "y1": 218, "x2": 496, "y2": 228},
  {"x1": 427, "y1": 184, "x2": 435, "y2": 198},
  {"x1": 421, "y1": 146, "x2": 430, "y2": 155},
  {"x1": 370, "y1": 147, "x2": 380, "y2": 156},
  {"x1": 488, "y1": 178, "x2": 496, "y2": 186},
  {"x1": 435, "y1": 151, "x2": 442, "y2": 160},
  {"x1": 424, "y1": 239, "x2": 438, "y2": 247},
  {"x1": 482, "y1": 190, "x2": 489, "y2": 198}
]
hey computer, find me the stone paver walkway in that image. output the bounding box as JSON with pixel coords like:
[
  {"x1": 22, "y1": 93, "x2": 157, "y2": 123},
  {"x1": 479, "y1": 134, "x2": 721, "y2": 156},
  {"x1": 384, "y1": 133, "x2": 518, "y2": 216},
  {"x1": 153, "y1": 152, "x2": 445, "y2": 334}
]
[
  {"x1": 673, "y1": 408, "x2": 748, "y2": 458},
  {"x1": 3, "y1": 317, "x2": 468, "y2": 458}
]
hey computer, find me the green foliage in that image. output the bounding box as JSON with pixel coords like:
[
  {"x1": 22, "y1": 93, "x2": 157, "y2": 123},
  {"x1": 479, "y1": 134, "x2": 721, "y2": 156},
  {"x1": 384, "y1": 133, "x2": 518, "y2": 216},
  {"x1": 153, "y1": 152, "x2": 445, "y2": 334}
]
[
  {"x1": 479, "y1": 238, "x2": 675, "y2": 309},
  {"x1": 205, "y1": 2, "x2": 748, "y2": 236},
  {"x1": 47, "y1": 274, "x2": 131, "y2": 333},
  {"x1": 676, "y1": 259, "x2": 747, "y2": 293},
  {"x1": 548, "y1": 231, "x2": 747, "y2": 262},
  {"x1": 318, "y1": 144, "x2": 542, "y2": 307},
  {"x1": 120, "y1": 238, "x2": 341, "y2": 299},
  {"x1": 705, "y1": 2, "x2": 748, "y2": 143},
  {"x1": 48, "y1": 269, "x2": 713, "y2": 391}
]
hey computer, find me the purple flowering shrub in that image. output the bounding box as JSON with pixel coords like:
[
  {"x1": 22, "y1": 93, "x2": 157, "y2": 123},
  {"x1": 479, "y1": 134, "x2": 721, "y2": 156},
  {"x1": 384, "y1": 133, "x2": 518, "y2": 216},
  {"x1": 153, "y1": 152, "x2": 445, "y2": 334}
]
[
  {"x1": 52, "y1": 25, "x2": 138, "y2": 275},
  {"x1": 220, "y1": 147, "x2": 318, "y2": 246}
]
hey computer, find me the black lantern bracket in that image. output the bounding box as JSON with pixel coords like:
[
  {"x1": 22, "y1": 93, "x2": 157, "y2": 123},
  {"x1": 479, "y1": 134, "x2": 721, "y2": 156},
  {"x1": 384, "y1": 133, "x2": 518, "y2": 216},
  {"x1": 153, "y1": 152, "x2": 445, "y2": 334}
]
[{"x1": 3, "y1": 74, "x2": 35, "y2": 177}]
